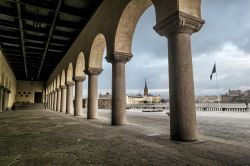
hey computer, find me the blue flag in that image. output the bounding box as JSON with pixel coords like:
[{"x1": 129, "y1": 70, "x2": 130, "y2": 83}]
[{"x1": 210, "y1": 64, "x2": 216, "y2": 80}]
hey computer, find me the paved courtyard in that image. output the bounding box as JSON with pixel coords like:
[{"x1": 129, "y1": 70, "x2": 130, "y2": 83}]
[{"x1": 0, "y1": 109, "x2": 250, "y2": 165}]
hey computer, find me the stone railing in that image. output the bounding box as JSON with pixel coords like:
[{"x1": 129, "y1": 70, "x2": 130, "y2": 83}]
[
  {"x1": 196, "y1": 103, "x2": 249, "y2": 112},
  {"x1": 196, "y1": 107, "x2": 248, "y2": 112}
]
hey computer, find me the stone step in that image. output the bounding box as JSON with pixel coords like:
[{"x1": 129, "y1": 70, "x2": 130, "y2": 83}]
[{"x1": 14, "y1": 103, "x2": 45, "y2": 110}]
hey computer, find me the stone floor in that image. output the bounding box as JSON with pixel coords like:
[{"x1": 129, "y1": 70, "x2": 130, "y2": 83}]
[{"x1": 0, "y1": 109, "x2": 250, "y2": 166}]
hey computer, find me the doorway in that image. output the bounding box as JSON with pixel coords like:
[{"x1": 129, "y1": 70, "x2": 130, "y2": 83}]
[{"x1": 34, "y1": 92, "x2": 43, "y2": 103}]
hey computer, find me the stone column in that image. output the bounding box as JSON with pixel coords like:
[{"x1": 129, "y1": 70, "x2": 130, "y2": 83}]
[
  {"x1": 86, "y1": 68, "x2": 103, "y2": 119},
  {"x1": 5, "y1": 90, "x2": 10, "y2": 110},
  {"x1": 47, "y1": 94, "x2": 50, "y2": 109},
  {"x1": 154, "y1": 12, "x2": 204, "y2": 141},
  {"x1": 56, "y1": 88, "x2": 61, "y2": 112},
  {"x1": 60, "y1": 85, "x2": 67, "y2": 113},
  {"x1": 73, "y1": 76, "x2": 85, "y2": 116},
  {"x1": 66, "y1": 82, "x2": 74, "y2": 114},
  {"x1": 54, "y1": 90, "x2": 57, "y2": 111},
  {"x1": 49, "y1": 93, "x2": 52, "y2": 109},
  {"x1": 2, "y1": 88, "x2": 7, "y2": 111},
  {"x1": 0, "y1": 86, "x2": 3, "y2": 112},
  {"x1": 106, "y1": 52, "x2": 132, "y2": 125}
]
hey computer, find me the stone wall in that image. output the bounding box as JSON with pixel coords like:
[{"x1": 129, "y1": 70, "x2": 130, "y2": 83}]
[
  {"x1": 0, "y1": 49, "x2": 17, "y2": 109},
  {"x1": 15, "y1": 81, "x2": 45, "y2": 104}
]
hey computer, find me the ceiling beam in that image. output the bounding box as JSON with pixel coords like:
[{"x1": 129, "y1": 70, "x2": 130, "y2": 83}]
[
  {"x1": 37, "y1": 0, "x2": 62, "y2": 79},
  {"x1": 2, "y1": 0, "x2": 95, "y2": 18},
  {"x1": 16, "y1": 0, "x2": 28, "y2": 78}
]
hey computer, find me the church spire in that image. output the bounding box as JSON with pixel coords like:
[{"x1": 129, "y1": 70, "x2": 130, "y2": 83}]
[{"x1": 144, "y1": 78, "x2": 148, "y2": 96}]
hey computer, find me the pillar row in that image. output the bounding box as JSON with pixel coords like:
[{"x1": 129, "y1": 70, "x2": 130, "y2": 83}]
[
  {"x1": 56, "y1": 88, "x2": 61, "y2": 112},
  {"x1": 106, "y1": 52, "x2": 132, "y2": 125},
  {"x1": 86, "y1": 68, "x2": 103, "y2": 119},
  {"x1": 66, "y1": 82, "x2": 74, "y2": 114},
  {"x1": 74, "y1": 76, "x2": 85, "y2": 116},
  {"x1": 60, "y1": 85, "x2": 67, "y2": 113},
  {"x1": 154, "y1": 11, "x2": 204, "y2": 141}
]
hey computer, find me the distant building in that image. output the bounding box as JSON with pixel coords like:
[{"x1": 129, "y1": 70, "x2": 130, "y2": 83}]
[
  {"x1": 126, "y1": 79, "x2": 161, "y2": 105},
  {"x1": 98, "y1": 92, "x2": 112, "y2": 109},
  {"x1": 221, "y1": 89, "x2": 250, "y2": 103},
  {"x1": 195, "y1": 95, "x2": 221, "y2": 103}
]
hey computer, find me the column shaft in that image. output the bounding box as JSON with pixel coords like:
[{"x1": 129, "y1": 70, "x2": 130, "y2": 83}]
[
  {"x1": 56, "y1": 89, "x2": 61, "y2": 111},
  {"x1": 153, "y1": 12, "x2": 204, "y2": 141},
  {"x1": 49, "y1": 94, "x2": 52, "y2": 109},
  {"x1": 2, "y1": 89, "x2": 7, "y2": 111},
  {"x1": 111, "y1": 62, "x2": 126, "y2": 125},
  {"x1": 0, "y1": 88, "x2": 3, "y2": 112},
  {"x1": 60, "y1": 87, "x2": 67, "y2": 113},
  {"x1": 66, "y1": 84, "x2": 73, "y2": 114},
  {"x1": 5, "y1": 91, "x2": 10, "y2": 110},
  {"x1": 87, "y1": 75, "x2": 98, "y2": 119},
  {"x1": 168, "y1": 33, "x2": 197, "y2": 141},
  {"x1": 54, "y1": 91, "x2": 57, "y2": 111},
  {"x1": 74, "y1": 80, "x2": 83, "y2": 116}
]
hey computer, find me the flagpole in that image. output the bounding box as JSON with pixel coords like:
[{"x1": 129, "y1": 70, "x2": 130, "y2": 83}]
[{"x1": 215, "y1": 62, "x2": 221, "y2": 111}]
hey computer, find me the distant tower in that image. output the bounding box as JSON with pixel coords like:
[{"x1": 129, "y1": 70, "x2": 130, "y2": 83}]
[{"x1": 144, "y1": 78, "x2": 149, "y2": 96}]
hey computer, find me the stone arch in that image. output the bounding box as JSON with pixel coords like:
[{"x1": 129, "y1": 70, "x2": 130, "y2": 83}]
[
  {"x1": 75, "y1": 52, "x2": 85, "y2": 77},
  {"x1": 89, "y1": 34, "x2": 106, "y2": 69},
  {"x1": 50, "y1": 84, "x2": 52, "y2": 93},
  {"x1": 61, "y1": 70, "x2": 66, "y2": 86},
  {"x1": 3, "y1": 76, "x2": 7, "y2": 87},
  {"x1": 53, "y1": 80, "x2": 56, "y2": 91},
  {"x1": 114, "y1": 0, "x2": 153, "y2": 54},
  {"x1": 57, "y1": 75, "x2": 60, "y2": 88},
  {"x1": 7, "y1": 79, "x2": 11, "y2": 90},
  {"x1": 0, "y1": 70, "x2": 4, "y2": 86},
  {"x1": 67, "y1": 63, "x2": 73, "y2": 83}
]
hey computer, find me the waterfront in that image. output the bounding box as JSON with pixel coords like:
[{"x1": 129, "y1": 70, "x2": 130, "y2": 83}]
[{"x1": 91, "y1": 108, "x2": 250, "y2": 147}]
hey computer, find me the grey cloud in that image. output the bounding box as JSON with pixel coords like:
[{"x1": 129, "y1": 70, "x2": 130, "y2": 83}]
[
  {"x1": 90, "y1": 1, "x2": 250, "y2": 97},
  {"x1": 193, "y1": 0, "x2": 250, "y2": 55}
]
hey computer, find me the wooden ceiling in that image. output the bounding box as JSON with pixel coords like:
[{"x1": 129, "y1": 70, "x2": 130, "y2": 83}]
[{"x1": 0, "y1": 0, "x2": 103, "y2": 81}]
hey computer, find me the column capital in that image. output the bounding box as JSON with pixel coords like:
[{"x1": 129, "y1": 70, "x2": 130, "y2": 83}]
[
  {"x1": 56, "y1": 88, "x2": 61, "y2": 91},
  {"x1": 66, "y1": 81, "x2": 75, "y2": 86},
  {"x1": 154, "y1": 11, "x2": 205, "y2": 38},
  {"x1": 73, "y1": 76, "x2": 86, "y2": 82},
  {"x1": 60, "y1": 85, "x2": 67, "y2": 89},
  {"x1": 105, "y1": 51, "x2": 133, "y2": 64},
  {"x1": 86, "y1": 67, "x2": 103, "y2": 75}
]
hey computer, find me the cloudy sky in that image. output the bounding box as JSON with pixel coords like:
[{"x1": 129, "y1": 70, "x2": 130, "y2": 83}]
[{"x1": 83, "y1": 0, "x2": 250, "y2": 98}]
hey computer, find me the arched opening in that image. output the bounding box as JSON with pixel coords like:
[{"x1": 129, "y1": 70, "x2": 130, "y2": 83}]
[
  {"x1": 85, "y1": 33, "x2": 108, "y2": 119},
  {"x1": 89, "y1": 34, "x2": 106, "y2": 69},
  {"x1": 114, "y1": 0, "x2": 153, "y2": 54},
  {"x1": 0, "y1": 71, "x2": 3, "y2": 86},
  {"x1": 61, "y1": 70, "x2": 66, "y2": 86},
  {"x1": 75, "y1": 52, "x2": 85, "y2": 77},
  {"x1": 57, "y1": 75, "x2": 60, "y2": 88},
  {"x1": 67, "y1": 63, "x2": 73, "y2": 83},
  {"x1": 111, "y1": 0, "x2": 167, "y2": 126}
]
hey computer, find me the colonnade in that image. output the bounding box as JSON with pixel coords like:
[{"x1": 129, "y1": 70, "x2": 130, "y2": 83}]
[
  {"x1": 46, "y1": 11, "x2": 204, "y2": 142},
  {"x1": 0, "y1": 86, "x2": 11, "y2": 112}
]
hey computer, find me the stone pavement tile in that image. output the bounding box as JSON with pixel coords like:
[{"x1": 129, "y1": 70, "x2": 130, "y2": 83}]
[{"x1": 0, "y1": 110, "x2": 250, "y2": 166}]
